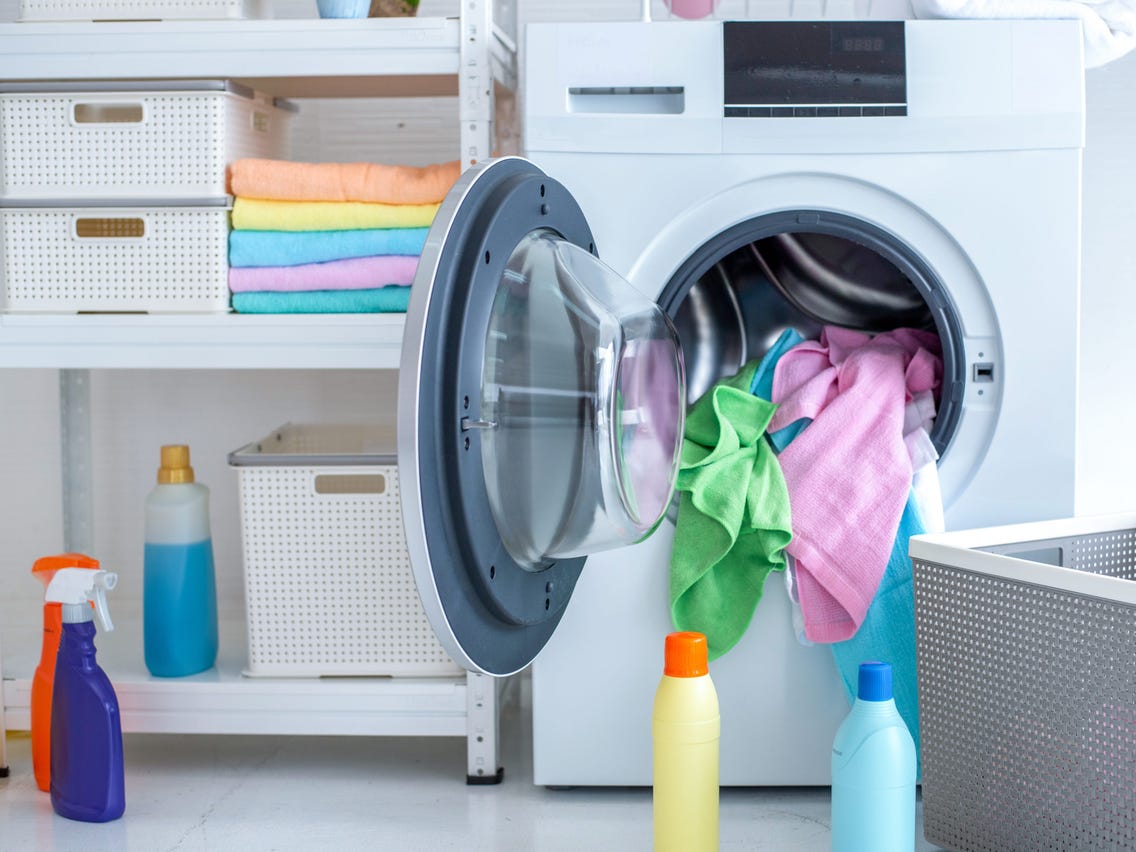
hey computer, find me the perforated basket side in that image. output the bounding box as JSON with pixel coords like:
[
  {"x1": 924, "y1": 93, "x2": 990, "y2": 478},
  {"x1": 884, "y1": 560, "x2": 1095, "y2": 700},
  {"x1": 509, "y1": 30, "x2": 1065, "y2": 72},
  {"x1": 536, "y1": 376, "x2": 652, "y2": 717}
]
[
  {"x1": 913, "y1": 558, "x2": 1136, "y2": 852},
  {"x1": 0, "y1": 207, "x2": 231, "y2": 313},
  {"x1": 17, "y1": 0, "x2": 268, "y2": 21},
  {"x1": 236, "y1": 463, "x2": 460, "y2": 677},
  {"x1": 0, "y1": 89, "x2": 289, "y2": 198}
]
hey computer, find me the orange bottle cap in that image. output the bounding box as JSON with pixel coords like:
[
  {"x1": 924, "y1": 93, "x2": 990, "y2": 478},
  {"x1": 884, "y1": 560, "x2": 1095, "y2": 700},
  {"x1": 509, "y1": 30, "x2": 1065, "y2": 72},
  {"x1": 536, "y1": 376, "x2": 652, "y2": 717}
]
[
  {"x1": 664, "y1": 631, "x2": 709, "y2": 678},
  {"x1": 32, "y1": 553, "x2": 100, "y2": 575}
]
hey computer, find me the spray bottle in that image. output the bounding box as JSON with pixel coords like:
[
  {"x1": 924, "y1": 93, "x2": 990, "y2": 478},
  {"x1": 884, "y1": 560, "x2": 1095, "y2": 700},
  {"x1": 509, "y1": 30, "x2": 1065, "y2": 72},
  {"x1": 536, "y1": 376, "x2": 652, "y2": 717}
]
[
  {"x1": 653, "y1": 631, "x2": 719, "y2": 852},
  {"x1": 30, "y1": 553, "x2": 101, "y2": 793},
  {"x1": 831, "y1": 661, "x2": 916, "y2": 852},
  {"x1": 46, "y1": 567, "x2": 125, "y2": 823}
]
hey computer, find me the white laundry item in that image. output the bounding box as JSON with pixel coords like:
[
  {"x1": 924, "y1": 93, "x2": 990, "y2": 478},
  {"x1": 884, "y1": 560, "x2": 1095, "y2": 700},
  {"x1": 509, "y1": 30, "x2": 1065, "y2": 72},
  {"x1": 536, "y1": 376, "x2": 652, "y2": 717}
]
[
  {"x1": 911, "y1": 0, "x2": 1136, "y2": 67},
  {"x1": 782, "y1": 553, "x2": 815, "y2": 647},
  {"x1": 911, "y1": 453, "x2": 947, "y2": 533},
  {"x1": 903, "y1": 391, "x2": 946, "y2": 532},
  {"x1": 904, "y1": 390, "x2": 937, "y2": 437}
]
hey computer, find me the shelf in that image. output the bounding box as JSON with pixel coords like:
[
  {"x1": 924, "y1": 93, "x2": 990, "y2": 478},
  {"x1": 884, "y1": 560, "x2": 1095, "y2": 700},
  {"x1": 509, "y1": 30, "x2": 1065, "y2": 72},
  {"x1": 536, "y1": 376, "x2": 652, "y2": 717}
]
[
  {"x1": 0, "y1": 312, "x2": 406, "y2": 369},
  {"x1": 1, "y1": 618, "x2": 468, "y2": 737},
  {"x1": 0, "y1": 18, "x2": 477, "y2": 99}
]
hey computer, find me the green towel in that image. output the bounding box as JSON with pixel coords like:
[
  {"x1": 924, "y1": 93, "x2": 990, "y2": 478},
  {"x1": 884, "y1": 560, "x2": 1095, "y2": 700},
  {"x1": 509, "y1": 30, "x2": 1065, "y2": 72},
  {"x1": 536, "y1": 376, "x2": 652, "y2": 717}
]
[
  {"x1": 670, "y1": 361, "x2": 793, "y2": 660},
  {"x1": 231, "y1": 286, "x2": 411, "y2": 314}
]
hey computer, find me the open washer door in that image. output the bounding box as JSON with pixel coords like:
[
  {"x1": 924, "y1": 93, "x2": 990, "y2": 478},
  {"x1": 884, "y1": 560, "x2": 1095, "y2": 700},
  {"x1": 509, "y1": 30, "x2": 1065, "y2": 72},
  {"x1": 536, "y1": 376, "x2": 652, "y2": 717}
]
[{"x1": 398, "y1": 157, "x2": 686, "y2": 676}]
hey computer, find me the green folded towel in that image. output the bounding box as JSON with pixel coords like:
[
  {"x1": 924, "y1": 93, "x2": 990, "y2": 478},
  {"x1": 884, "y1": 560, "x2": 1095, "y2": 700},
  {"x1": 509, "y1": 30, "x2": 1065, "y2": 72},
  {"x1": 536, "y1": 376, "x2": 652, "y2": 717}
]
[
  {"x1": 231, "y1": 286, "x2": 411, "y2": 314},
  {"x1": 670, "y1": 361, "x2": 793, "y2": 660}
]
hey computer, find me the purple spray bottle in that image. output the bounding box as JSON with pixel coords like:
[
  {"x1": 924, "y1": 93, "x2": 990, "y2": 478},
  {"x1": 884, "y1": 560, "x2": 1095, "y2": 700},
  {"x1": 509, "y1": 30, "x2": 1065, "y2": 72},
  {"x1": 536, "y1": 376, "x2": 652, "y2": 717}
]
[{"x1": 45, "y1": 567, "x2": 125, "y2": 822}]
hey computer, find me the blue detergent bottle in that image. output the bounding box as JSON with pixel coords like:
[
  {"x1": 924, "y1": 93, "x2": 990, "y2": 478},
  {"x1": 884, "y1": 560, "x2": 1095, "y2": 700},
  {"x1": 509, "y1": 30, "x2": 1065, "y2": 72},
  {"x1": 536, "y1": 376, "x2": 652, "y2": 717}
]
[
  {"x1": 47, "y1": 568, "x2": 125, "y2": 823},
  {"x1": 831, "y1": 661, "x2": 917, "y2": 852},
  {"x1": 144, "y1": 444, "x2": 218, "y2": 677}
]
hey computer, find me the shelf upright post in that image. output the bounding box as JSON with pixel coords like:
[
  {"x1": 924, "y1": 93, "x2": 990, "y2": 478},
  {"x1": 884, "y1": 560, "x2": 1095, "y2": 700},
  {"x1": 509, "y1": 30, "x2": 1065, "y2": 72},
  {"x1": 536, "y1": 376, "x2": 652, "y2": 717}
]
[
  {"x1": 459, "y1": 0, "x2": 494, "y2": 169},
  {"x1": 0, "y1": 632, "x2": 7, "y2": 776},
  {"x1": 459, "y1": 2, "x2": 507, "y2": 782},
  {"x1": 466, "y1": 671, "x2": 503, "y2": 784},
  {"x1": 60, "y1": 369, "x2": 94, "y2": 555}
]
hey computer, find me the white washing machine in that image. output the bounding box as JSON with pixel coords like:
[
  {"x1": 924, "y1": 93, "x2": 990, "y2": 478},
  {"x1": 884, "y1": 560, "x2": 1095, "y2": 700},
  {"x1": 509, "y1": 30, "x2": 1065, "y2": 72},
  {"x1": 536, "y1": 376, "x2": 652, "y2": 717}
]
[{"x1": 398, "y1": 19, "x2": 1084, "y2": 786}]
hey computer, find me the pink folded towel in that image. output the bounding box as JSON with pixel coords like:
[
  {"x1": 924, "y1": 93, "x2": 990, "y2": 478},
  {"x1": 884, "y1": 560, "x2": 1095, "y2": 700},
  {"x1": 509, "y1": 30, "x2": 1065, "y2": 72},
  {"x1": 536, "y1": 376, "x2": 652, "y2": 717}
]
[
  {"x1": 228, "y1": 254, "x2": 419, "y2": 294},
  {"x1": 771, "y1": 326, "x2": 941, "y2": 643},
  {"x1": 230, "y1": 159, "x2": 461, "y2": 205}
]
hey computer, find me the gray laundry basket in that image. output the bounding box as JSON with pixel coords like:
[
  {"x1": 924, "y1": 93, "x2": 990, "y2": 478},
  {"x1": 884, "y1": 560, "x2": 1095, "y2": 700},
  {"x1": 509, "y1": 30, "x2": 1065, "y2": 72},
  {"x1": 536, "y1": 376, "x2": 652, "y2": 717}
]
[{"x1": 911, "y1": 514, "x2": 1136, "y2": 852}]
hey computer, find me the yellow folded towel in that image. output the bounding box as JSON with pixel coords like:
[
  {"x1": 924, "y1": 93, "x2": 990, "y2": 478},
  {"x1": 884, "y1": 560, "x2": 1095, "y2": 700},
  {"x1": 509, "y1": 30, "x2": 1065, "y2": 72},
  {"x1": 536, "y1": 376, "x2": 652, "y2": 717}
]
[
  {"x1": 232, "y1": 198, "x2": 441, "y2": 232},
  {"x1": 230, "y1": 159, "x2": 461, "y2": 205}
]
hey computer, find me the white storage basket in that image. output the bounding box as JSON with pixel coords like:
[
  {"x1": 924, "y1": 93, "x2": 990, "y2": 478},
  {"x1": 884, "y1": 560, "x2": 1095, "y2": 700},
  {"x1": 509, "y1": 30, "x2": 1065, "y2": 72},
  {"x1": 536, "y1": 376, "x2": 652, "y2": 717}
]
[
  {"x1": 18, "y1": 0, "x2": 269, "y2": 20},
  {"x1": 229, "y1": 423, "x2": 462, "y2": 679},
  {"x1": 911, "y1": 514, "x2": 1136, "y2": 852},
  {"x1": 0, "y1": 204, "x2": 231, "y2": 313},
  {"x1": 0, "y1": 81, "x2": 293, "y2": 200}
]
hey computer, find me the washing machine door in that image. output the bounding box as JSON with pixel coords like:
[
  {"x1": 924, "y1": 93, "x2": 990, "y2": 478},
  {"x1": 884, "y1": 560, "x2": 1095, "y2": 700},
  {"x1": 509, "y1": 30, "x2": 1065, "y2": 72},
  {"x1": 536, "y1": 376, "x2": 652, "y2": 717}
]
[{"x1": 398, "y1": 157, "x2": 686, "y2": 675}]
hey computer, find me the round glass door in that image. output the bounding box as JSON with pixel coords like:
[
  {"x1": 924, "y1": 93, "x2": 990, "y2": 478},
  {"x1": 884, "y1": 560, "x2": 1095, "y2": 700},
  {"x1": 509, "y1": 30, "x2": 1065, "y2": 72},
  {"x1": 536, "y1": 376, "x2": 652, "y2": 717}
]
[
  {"x1": 398, "y1": 157, "x2": 686, "y2": 675},
  {"x1": 481, "y1": 231, "x2": 684, "y2": 569}
]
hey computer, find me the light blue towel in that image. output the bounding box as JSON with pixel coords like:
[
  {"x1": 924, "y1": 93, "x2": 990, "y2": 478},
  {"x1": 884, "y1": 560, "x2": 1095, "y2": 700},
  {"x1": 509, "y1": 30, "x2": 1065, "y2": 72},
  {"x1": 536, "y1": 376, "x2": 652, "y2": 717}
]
[
  {"x1": 750, "y1": 327, "x2": 811, "y2": 451},
  {"x1": 231, "y1": 286, "x2": 411, "y2": 314},
  {"x1": 229, "y1": 228, "x2": 429, "y2": 268},
  {"x1": 830, "y1": 493, "x2": 925, "y2": 773}
]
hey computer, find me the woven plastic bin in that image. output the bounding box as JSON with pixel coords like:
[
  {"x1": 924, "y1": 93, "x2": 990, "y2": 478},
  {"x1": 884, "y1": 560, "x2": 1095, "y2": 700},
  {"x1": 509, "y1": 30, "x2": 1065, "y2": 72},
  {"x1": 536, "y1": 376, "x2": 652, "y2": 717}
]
[
  {"x1": 229, "y1": 423, "x2": 461, "y2": 678},
  {"x1": 911, "y1": 514, "x2": 1136, "y2": 852},
  {"x1": 0, "y1": 204, "x2": 231, "y2": 313},
  {"x1": 0, "y1": 81, "x2": 293, "y2": 201},
  {"x1": 18, "y1": 0, "x2": 269, "y2": 22}
]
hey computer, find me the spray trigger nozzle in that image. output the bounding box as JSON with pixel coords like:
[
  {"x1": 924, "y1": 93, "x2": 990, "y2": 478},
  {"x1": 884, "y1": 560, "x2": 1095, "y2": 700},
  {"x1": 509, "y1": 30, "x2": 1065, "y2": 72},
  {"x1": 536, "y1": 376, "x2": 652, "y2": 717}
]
[
  {"x1": 89, "y1": 572, "x2": 117, "y2": 633},
  {"x1": 43, "y1": 567, "x2": 117, "y2": 632}
]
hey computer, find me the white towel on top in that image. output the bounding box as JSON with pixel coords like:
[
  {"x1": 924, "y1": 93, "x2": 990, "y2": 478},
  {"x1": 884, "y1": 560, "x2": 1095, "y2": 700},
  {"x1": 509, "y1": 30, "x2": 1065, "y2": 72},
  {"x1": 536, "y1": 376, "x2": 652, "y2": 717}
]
[{"x1": 912, "y1": 0, "x2": 1136, "y2": 67}]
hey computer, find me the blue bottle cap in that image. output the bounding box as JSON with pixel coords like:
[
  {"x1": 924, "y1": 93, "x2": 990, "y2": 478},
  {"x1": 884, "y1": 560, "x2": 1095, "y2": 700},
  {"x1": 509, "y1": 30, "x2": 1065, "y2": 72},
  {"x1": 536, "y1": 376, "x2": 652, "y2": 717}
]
[{"x1": 857, "y1": 661, "x2": 893, "y2": 702}]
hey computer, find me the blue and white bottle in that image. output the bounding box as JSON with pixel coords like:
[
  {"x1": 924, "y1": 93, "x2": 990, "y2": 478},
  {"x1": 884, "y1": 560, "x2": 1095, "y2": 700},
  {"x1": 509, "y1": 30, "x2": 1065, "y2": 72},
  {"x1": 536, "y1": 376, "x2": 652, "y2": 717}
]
[
  {"x1": 144, "y1": 444, "x2": 218, "y2": 677},
  {"x1": 831, "y1": 661, "x2": 917, "y2": 852}
]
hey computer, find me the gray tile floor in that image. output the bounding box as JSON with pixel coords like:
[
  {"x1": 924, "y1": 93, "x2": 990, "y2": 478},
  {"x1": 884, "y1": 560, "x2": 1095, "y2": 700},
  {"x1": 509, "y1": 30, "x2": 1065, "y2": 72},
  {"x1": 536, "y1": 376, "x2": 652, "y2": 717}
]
[{"x1": 0, "y1": 693, "x2": 942, "y2": 851}]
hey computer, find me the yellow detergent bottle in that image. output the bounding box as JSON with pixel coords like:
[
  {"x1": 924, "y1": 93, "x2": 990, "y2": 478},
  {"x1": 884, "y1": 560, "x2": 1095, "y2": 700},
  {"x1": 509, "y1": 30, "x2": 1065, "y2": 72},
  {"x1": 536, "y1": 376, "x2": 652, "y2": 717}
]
[{"x1": 653, "y1": 631, "x2": 720, "y2": 852}]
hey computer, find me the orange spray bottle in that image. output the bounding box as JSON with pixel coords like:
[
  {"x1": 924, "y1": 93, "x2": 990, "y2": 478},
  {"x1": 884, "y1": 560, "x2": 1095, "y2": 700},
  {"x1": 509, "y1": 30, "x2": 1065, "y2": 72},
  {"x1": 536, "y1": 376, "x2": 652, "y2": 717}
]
[{"x1": 31, "y1": 553, "x2": 101, "y2": 792}]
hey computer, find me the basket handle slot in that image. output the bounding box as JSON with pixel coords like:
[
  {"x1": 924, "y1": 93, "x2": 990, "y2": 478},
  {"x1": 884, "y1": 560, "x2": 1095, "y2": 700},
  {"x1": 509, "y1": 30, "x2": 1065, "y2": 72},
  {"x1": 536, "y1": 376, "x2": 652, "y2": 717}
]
[
  {"x1": 73, "y1": 102, "x2": 144, "y2": 125},
  {"x1": 74, "y1": 217, "x2": 146, "y2": 239},
  {"x1": 314, "y1": 473, "x2": 386, "y2": 495}
]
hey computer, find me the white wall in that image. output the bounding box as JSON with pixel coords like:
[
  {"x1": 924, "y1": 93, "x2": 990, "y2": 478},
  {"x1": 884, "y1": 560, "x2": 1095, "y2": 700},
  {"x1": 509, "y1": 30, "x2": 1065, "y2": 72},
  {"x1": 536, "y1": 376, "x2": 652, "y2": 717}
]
[{"x1": 1, "y1": 4, "x2": 1135, "y2": 652}]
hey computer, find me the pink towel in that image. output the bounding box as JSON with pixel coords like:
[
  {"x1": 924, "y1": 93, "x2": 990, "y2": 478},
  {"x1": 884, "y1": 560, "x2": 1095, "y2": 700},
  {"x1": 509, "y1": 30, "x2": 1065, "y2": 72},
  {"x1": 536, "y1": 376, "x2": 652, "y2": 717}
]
[
  {"x1": 771, "y1": 327, "x2": 941, "y2": 643},
  {"x1": 228, "y1": 255, "x2": 419, "y2": 293}
]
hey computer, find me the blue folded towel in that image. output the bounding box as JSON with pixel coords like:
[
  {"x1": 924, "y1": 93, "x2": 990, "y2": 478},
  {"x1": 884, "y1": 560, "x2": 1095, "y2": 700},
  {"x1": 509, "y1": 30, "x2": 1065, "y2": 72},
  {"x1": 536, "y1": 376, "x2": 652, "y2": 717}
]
[
  {"x1": 830, "y1": 493, "x2": 925, "y2": 773},
  {"x1": 750, "y1": 327, "x2": 811, "y2": 451},
  {"x1": 229, "y1": 228, "x2": 429, "y2": 268},
  {"x1": 231, "y1": 286, "x2": 411, "y2": 314}
]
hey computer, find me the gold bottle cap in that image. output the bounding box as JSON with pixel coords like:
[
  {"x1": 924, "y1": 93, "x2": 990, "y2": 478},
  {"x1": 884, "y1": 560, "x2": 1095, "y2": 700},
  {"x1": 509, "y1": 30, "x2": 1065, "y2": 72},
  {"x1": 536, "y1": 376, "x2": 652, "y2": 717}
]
[{"x1": 158, "y1": 444, "x2": 195, "y2": 484}]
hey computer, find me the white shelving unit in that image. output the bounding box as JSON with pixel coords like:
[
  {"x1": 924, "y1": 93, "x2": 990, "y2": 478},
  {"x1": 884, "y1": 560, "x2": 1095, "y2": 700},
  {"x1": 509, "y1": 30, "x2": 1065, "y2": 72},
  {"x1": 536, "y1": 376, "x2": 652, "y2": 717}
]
[
  {"x1": 0, "y1": 2, "x2": 516, "y2": 783},
  {"x1": 0, "y1": 313, "x2": 406, "y2": 369}
]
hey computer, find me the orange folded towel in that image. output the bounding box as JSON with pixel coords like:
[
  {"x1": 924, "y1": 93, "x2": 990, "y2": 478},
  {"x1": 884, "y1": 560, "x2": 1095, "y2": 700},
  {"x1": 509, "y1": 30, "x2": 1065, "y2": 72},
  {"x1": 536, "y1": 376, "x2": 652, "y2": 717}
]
[{"x1": 229, "y1": 159, "x2": 462, "y2": 205}]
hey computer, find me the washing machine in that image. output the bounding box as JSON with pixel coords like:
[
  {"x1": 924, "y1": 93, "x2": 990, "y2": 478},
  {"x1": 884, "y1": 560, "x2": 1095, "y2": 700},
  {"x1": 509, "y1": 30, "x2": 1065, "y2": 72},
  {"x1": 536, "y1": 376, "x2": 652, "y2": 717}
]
[{"x1": 397, "y1": 18, "x2": 1084, "y2": 786}]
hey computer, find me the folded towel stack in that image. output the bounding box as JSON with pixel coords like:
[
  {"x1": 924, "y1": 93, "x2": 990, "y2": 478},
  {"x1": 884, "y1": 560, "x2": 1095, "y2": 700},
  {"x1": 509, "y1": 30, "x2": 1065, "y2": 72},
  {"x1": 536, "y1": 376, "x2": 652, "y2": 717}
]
[{"x1": 227, "y1": 158, "x2": 461, "y2": 314}]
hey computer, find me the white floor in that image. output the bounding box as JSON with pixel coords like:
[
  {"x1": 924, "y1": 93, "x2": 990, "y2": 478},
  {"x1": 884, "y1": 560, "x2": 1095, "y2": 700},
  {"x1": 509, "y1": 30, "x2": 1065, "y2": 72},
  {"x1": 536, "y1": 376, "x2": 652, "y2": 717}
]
[{"x1": 0, "y1": 688, "x2": 942, "y2": 852}]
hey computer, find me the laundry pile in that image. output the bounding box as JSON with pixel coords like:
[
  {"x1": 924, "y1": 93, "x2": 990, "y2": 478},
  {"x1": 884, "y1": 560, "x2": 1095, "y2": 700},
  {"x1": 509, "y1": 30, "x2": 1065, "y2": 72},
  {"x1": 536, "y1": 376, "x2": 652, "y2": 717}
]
[
  {"x1": 227, "y1": 159, "x2": 460, "y2": 313},
  {"x1": 671, "y1": 325, "x2": 943, "y2": 760}
]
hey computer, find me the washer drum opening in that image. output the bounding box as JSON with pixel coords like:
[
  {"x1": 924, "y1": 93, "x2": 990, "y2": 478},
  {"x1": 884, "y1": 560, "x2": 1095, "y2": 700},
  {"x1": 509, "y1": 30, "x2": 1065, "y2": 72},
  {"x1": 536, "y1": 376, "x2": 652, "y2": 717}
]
[{"x1": 660, "y1": 211, "x2": 965, "y2": 458}]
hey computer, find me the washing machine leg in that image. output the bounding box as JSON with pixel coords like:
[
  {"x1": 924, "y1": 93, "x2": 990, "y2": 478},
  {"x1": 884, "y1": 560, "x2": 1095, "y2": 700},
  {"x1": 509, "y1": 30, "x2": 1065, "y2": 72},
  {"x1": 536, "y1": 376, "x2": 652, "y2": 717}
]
[{"x1": 466, "y1": 671, "x2": 504, "y2": 784}]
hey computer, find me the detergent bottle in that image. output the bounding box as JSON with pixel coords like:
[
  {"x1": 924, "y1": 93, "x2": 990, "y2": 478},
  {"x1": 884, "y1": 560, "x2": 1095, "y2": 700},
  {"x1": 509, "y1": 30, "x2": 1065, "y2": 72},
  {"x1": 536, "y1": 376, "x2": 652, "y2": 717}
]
[
  {"x1": 144, "y1": 444, "x2": 218, "y2": 677},
  {"x1": 46, "y1": 567, "x2": 125, "y2": 823},
  {"x1": 831, "y1": 661, "x2": 916, "y2": 852},
  {"x1": 652, "y1": 631, "x2": 720, "y2": 852},
  {"x1": 30, "y1": 552, "x2": 102, "y2": 793}
]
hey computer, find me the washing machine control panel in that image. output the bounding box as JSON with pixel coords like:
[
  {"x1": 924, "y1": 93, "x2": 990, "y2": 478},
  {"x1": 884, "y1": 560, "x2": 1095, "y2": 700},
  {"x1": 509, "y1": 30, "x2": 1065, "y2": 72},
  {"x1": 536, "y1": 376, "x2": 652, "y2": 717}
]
[{"x1": 723, "y1": 21, "x2": 907, "y2": 118}]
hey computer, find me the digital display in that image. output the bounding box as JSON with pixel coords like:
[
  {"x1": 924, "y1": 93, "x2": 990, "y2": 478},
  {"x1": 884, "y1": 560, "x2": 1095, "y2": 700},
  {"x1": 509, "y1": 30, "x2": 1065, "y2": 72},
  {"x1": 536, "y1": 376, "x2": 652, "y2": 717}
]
[{"x1": 724, "y1": 22, "x2": 906, "y2": 108}]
